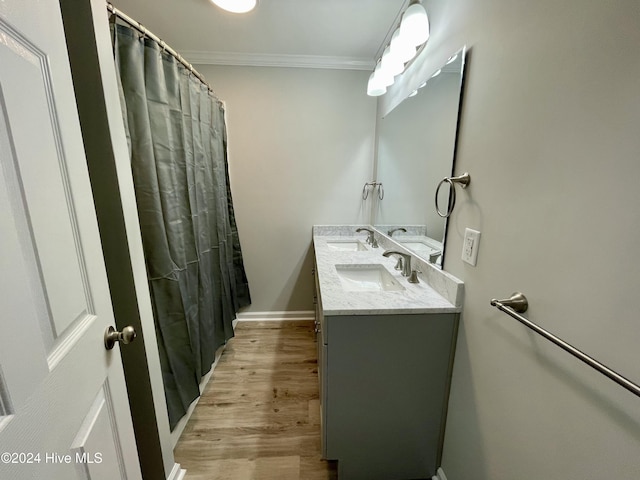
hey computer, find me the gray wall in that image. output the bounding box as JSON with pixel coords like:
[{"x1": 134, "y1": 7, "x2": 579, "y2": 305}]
[
  {"x1": 195, "y1": 65, "x2": 377, "y2": 313},
  {"x1": 382, "y1": 0, "x2": 640, "y2": 478}
]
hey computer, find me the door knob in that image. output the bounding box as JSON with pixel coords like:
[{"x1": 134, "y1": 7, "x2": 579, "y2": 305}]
[{"x1": 104, "y1": 325, "x2": 137, "y2": 350}]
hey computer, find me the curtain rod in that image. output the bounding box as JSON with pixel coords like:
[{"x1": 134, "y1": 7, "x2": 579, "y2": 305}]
[{"x1": 106, "y1": 3, "x2": 216, "y2": 95}]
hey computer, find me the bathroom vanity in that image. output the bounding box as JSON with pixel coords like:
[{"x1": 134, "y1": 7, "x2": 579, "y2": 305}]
[{"x1": 312, "y1": 226, "x2": 463, "y2": 480}]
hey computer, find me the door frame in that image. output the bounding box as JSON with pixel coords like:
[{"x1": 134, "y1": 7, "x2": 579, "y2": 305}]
[{"x1": 58, "y1": 1, "x2": 183, "y2": 479}]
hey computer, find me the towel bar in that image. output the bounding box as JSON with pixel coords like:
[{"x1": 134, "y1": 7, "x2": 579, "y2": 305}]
[{"x1": 491, "y1": 292, "x2": 640, "y2": 398}]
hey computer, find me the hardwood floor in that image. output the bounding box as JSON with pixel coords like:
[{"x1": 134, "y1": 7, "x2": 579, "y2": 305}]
[{"x1": 174, "y1": 320, "x2": 337, "y2": 479}]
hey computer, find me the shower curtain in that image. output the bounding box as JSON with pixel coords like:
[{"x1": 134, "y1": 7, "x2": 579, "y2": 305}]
[{"x1": 111, "y1": 19, "x2": 251, "y2": 429}]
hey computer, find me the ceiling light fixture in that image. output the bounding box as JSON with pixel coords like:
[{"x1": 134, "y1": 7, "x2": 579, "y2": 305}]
[
  {"x1": 210, "y1": 0, "x2": 257, "y2": 14},
  {"x1": 366, "y1": 1, "x2": 430, "y2": 96}
]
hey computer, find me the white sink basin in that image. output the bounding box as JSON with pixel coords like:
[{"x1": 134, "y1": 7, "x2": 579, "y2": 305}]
[
  {"x1": 326, "y1": 240, "x2": 367, "y2": 251},
  {"x1": 335, "y1": 264, "x2": 405, "y2": 292}
]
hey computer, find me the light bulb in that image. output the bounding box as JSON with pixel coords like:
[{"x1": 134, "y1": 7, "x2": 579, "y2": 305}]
[
  {"x1": 211, "y1": 0, "x2": 257, "y2": 14},
  {"x1": 374, "y1": 62, "x2": 394, "y2": 88},
  {"x1": 400, "y1": 2, "x2": 430, "y2": 47},
  {"x1": 390, "y1": 29, "x2": 416, "y2": 63},
  {"x1": 380, "y1": 47, "x2": 404, "y2": 77},
  {"x1": 367, "y1": 72, "x2": 387, "y2": 96}
]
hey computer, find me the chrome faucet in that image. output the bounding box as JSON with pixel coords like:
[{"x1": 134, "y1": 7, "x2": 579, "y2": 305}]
[
  {"x1": 356, "y1": 227, "x2": 378, "y2": 248},
  {"x1": 429, "y1": 251, "x2": 442, "y2": 264},
  {"x1": 382, "y1": 250, "x2": 412, "y2": 277},
  {"x1": 387, "y1": 227, "x2": 407, "y2": 237}
]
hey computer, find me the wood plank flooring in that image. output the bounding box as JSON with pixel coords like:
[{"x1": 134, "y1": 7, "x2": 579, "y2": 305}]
[{"x1": 174, "y1": 320, "x2": 337, "y2": 479}]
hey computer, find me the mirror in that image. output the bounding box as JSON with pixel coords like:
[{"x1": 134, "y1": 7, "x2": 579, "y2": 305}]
[{"x1": 374, "y1": 47, "x2": 466, "y2": 268}]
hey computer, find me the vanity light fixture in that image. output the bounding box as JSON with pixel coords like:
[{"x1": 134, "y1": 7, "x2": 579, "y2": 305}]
[
  {"x1": 366, "y1": 0, "x2": 430, "y2": 96},
  {"x1": 210, "y1": 0, "x2": 257, "y2": 14}
]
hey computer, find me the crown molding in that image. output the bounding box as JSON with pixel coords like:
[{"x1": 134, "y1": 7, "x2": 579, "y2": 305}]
[{"x1": 182, "y1": 50, "x2": 375, "y2": 71}]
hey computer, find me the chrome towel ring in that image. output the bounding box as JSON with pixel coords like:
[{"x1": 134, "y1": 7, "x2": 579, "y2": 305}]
[
  {"x1": 435, "y1": 172, "x2": 470, "y2": 218},
  {"x1": 362, "y1": 182, "x2": 384, "y2": 201}
]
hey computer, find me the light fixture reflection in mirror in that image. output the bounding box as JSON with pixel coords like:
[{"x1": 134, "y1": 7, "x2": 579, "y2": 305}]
[{"x1": 374, "y1": 47, "x2": 466, "y2": 269}]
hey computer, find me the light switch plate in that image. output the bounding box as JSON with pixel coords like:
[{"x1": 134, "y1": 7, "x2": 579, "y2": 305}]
[{"x1": 462, "y1": 228, "x2": 481, "y2": 266}]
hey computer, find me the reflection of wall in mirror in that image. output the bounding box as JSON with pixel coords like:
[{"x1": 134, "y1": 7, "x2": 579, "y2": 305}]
[{"x1": 376, "y1": 71, "x2": 461, "y2": 242}]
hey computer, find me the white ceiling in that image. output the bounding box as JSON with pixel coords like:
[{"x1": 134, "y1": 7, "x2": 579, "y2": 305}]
[{"x1": 108, "y1": 0, "x2": 409, "y2": 70}]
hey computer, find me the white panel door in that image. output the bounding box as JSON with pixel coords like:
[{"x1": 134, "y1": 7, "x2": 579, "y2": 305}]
[{"x1": 0, "y1": 1, "x2": 143, "y2": 479}]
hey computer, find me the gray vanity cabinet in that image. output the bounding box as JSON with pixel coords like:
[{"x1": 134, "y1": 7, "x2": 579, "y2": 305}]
[
  {"x1": 314, "y1": 288, "x2": 459, "y2": 479},
  {"x1": 311, "y1": 229, "x2": 463, "y2": 479}
]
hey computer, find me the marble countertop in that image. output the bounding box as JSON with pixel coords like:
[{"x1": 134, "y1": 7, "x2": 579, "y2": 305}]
[{"x1": 313, "y1": 226, "x2": 463, "y2": 316}]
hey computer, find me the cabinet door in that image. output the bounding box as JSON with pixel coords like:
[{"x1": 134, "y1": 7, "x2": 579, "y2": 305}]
[
  {"x1": 325, "y1": 313, "x2": 457, "y2": 479},
  {"x1": 318, "y1": 341, "x2": 328, "y2": 458}
]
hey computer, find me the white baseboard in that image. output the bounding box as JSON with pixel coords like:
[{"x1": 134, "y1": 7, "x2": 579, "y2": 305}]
[
  {"x1": 432, "y1": 467, "x2": 448, "y2": 480},
  {"x1": 234, "y1": 310, "x2": 315, "y2": 326},
  {"x1": 167, "y1": 462, "x2": 186, "y2": 480}
]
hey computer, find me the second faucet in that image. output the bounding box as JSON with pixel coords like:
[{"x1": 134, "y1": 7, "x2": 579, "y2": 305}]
[{"x1": 356, "y1": 227, "x2": 378, "y2": 248}]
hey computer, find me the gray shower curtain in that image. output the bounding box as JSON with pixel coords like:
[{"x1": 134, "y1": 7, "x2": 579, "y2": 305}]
[{"x1": 111, "y1": 19, "x2": 251, "y2": 429}]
